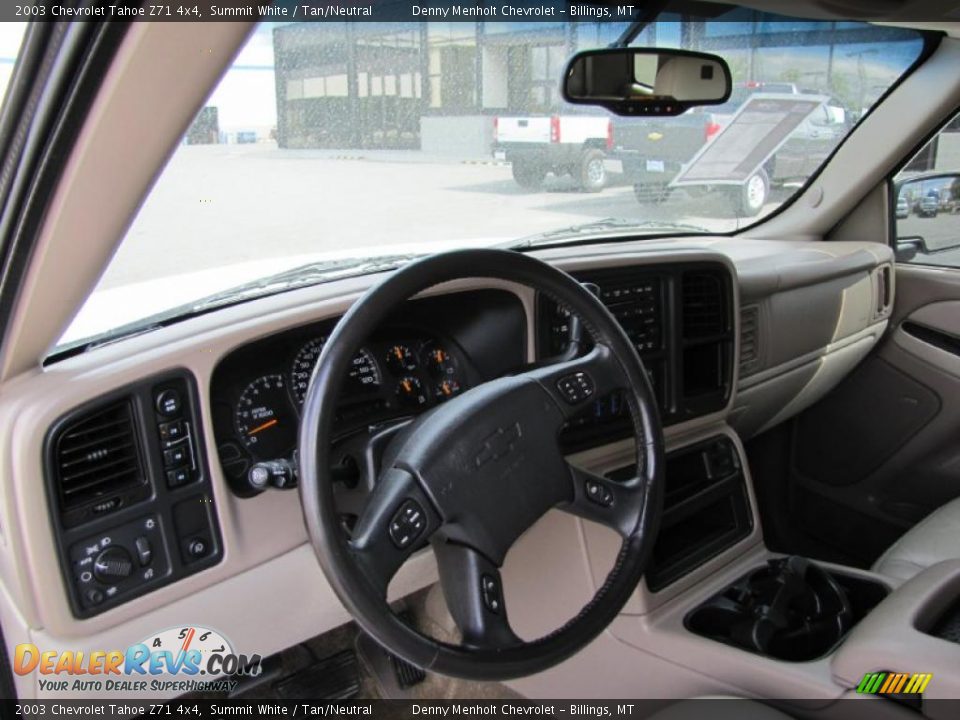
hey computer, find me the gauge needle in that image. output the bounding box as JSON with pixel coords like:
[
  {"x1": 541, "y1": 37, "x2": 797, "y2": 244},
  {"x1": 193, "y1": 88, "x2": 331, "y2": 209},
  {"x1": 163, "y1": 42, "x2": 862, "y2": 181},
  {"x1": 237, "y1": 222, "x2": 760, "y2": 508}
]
[
  {"x1": 247, "y1": 418, "x2": 278, "y2": 435},
  {"x1": 394, "y1": 347, "x2": 404, "y2": 361},
  {"x1": 402, "y1": 379, "x2": 412, "y2": 392},
  {"x1": 181, "y1": 627, "x2": 196, "y2": 653}
]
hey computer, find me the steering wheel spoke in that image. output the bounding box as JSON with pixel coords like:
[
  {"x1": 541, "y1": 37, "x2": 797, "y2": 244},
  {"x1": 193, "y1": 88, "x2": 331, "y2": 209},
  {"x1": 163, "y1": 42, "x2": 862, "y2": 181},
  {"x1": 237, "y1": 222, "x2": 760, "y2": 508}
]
[
  {"x1": 434, "y1": 540, "x2": 521, "y2": 649},
  {"x1": 560, "y1": 462, "x2": 645, "y2": 538},
  {"x1": 523, "y1": 343, "x2": 626, "y2": 423},
  {"x1": 349, "y1": 467, "x2": 441, "y2": 597}
]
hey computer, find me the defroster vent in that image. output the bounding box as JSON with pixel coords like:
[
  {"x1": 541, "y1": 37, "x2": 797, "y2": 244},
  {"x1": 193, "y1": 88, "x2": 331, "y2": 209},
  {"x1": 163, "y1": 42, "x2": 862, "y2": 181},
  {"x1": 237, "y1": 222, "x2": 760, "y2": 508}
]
[{"x1": 53, "y1": 400, "x2": 147, "y2": 515}]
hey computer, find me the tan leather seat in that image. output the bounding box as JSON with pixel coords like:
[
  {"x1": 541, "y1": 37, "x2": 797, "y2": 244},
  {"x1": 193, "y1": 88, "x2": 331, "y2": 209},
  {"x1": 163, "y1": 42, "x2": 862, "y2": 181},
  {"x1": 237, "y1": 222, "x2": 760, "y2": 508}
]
[{"x1": 872, "y1": 496, "x2": 960, "y2": 581}]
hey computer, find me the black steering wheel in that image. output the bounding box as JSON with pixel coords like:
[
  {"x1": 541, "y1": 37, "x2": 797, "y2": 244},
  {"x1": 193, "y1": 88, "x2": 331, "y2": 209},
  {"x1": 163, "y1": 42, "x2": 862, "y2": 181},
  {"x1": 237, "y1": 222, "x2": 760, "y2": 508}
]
[{"x1": 298, "y1": 249, "x2": 665, "y2": 680}]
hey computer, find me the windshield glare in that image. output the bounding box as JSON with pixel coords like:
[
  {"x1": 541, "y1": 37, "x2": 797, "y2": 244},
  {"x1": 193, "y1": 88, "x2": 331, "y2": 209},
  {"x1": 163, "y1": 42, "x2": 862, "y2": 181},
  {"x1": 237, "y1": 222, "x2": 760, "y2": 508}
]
[{"x1": 58, "y1": 12, "x2": 924, "y2": 351}]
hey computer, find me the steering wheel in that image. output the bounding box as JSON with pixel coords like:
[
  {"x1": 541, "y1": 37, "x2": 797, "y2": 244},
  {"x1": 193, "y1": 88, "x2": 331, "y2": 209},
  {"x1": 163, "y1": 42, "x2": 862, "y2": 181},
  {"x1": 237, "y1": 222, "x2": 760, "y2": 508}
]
[{"x1": 298, "y1": 249, "x2": 665, "y2": 680}]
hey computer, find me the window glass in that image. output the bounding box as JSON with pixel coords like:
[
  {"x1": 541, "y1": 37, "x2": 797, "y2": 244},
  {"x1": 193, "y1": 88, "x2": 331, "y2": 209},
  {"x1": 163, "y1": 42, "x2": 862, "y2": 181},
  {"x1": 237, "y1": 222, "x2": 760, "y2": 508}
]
[{"x1": 57, "y1": 13, "x2": 925, "y2": 352}]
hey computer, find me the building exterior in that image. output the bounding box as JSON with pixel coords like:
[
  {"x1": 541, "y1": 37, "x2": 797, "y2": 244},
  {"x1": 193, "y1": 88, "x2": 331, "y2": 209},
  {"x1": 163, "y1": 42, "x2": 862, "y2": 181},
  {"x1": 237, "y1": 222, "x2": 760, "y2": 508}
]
[{"x1": 272, "y1": 19, "x2": 922, "y2": 157}]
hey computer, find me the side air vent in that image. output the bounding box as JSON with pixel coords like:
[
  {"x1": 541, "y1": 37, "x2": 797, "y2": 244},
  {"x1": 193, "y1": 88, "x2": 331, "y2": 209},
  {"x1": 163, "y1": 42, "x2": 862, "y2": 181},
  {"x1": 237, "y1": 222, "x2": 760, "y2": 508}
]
[
  {"x1": 739, "y1": 306, "x2": 761, "y2": 377},
  {"x1": 682, "y1": 271, "x2": 725, "y2": 338},
  {"x1": 53, "y1": 401, "x2": 146, "y2": 513}
]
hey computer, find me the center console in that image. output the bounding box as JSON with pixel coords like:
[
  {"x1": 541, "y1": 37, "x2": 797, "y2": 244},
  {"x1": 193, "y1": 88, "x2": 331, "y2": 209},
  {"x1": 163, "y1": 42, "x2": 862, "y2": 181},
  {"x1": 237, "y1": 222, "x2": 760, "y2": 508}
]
[
  {"x1": 686, "y1": 556, "x2": 889, "y2": 661},
  {"x1": 607, "y1": 436, "x2": 754, "y2": 592}
]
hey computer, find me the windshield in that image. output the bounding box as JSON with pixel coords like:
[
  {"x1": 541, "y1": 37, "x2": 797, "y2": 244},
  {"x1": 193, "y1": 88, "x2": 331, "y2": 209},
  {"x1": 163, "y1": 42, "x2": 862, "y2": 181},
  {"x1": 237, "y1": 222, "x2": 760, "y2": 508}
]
[{"x1": 57, "y1": 10, "x2": 924, "y2": 352}]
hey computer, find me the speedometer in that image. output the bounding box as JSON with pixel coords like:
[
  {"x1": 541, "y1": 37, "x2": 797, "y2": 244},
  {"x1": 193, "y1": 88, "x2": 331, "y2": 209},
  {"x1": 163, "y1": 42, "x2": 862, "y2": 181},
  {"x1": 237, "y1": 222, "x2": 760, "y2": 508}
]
[
  {"x1": 235, "y1": 374, "x2": 296, "y2": 459},
  {"x1": 290, "y1": 337, "x2": 381, "y2": 405}
]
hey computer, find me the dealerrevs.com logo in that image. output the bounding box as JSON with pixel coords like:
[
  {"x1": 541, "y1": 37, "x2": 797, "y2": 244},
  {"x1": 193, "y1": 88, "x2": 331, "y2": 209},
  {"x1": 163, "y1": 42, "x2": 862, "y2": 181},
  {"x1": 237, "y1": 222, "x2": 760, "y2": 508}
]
[{"x1": 14, "y1": 625, "x2": 262, "y2": 694}]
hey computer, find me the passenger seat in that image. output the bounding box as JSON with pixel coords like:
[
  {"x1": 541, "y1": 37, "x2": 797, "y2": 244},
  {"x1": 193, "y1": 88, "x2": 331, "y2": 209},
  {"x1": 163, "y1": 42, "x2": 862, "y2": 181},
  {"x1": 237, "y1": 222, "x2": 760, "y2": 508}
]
[{"x1": 872, "y1": 497, "x2": 960, "y2": 581}]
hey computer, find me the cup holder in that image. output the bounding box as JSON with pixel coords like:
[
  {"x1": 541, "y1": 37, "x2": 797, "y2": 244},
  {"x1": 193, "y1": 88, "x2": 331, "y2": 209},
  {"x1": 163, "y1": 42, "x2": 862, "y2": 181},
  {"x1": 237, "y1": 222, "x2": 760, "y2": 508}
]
[{"x1": 685, "y1": 556, "x2": 889, "y2": 661}]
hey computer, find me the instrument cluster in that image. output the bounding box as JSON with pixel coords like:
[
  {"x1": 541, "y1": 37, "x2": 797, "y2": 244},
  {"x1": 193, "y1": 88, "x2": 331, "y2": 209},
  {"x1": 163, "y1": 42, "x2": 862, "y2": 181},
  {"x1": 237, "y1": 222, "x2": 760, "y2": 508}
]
[
  {"x1": 231, "y1": 334, "x2": 466, "y2": 462},
  {"x1": 209, "y1": 289, "x2": 528, "y2": 495},
  {"x1": 211, "y1": 325, "x2": 475, "y2": 493}
]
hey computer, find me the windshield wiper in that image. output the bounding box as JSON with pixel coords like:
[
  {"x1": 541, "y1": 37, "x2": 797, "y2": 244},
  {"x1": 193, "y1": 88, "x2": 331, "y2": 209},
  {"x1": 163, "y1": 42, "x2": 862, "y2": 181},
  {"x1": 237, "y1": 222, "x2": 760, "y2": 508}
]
[
  {"x1": 47, "y1": 254, "x2": 419, "y2": 362},
  {"x1": 507, "y1": 218, "x2": 709, "y2": 250}
]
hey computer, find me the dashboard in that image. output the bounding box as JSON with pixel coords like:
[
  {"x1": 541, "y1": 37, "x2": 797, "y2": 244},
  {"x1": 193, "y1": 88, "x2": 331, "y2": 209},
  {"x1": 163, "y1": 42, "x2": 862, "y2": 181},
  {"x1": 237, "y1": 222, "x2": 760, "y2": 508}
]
[{"x1": 3, "y1": 239, "x2": 896, "y2": 701}]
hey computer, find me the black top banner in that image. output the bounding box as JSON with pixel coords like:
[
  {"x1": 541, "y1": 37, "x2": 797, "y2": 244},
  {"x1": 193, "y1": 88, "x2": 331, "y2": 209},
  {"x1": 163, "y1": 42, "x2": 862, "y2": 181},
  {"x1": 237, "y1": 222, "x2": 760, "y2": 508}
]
[
  {"x1": 4, "y1": 0, "x2": 955, "y2": 23},
  {"x1": 5, "y1": 0, "x2": 641, "y2": 23}
]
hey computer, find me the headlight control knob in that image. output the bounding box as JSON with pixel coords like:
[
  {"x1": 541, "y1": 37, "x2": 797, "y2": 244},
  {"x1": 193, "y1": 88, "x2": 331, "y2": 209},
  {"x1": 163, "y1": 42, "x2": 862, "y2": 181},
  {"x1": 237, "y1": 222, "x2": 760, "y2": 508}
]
[{"x1": 93, "y1": 546, "x2": 134, "y2": 583}]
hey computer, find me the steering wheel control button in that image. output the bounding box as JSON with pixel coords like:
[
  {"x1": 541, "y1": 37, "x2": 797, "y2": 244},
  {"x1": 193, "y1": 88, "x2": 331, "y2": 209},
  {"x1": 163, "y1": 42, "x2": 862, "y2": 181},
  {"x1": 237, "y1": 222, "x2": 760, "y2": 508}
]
[
  {"x1": 481, "y1": 574, "x2": 502, "y2": 613},
  {"x1": 155, "y1": 388, "x2": 182, "y2": 417},
  {"x1": 557, "y1": 372, "x2": 595, "y2": 404},
  {"x1": 389, "y1": 499, "x2": 426, "y2": 549},
  {"x1": 585, "y1": 479, "x2": 614, "y2": 507}
]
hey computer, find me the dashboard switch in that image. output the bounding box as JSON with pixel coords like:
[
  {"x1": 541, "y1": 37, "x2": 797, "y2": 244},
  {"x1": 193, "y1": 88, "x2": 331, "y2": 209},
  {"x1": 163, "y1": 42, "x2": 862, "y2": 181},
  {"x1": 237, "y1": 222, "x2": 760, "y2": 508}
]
[
  {"x1": 186, "y1": 537, "x2": 209, "y2": 560},
  {"x1": 557, "y1": 372, "x2": 595, "y2": 404},
  {"x1": 389, "y1": 499, "x2": 426, "y2": 549},
  {"x1": 166, "y1": 467, "x2": 191, "y2": 488},
  {"x1": 163, "y1": 445, "x2": 189, "y2": 468},
  {"x1": 135, "y1": 536, "x2": 152, "y2": 566},
  {"x1": 155, "y1": 389, "x2": 182, "y2": 417},
  {"x1": 159, "y1": 420, "x2": 185, "y2": 442}
]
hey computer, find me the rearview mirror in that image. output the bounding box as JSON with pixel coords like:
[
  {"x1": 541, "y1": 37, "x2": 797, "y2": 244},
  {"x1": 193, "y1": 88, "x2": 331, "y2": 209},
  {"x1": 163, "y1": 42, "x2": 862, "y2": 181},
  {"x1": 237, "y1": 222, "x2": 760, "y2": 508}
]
[{"x1": 562, "y1": 48, "x2": 732, "y2": 116}]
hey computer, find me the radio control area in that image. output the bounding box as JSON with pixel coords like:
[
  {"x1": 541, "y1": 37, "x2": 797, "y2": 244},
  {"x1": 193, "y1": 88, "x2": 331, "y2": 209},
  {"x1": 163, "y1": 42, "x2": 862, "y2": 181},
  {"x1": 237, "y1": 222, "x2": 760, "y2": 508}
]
[{"x1": 46, "y1": 371, "x2": 223, "y2": 618}]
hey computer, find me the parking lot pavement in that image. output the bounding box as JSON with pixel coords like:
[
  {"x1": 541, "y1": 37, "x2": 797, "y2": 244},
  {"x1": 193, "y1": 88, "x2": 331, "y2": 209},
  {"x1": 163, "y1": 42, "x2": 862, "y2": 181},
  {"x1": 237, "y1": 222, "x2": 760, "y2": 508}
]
[{"x1": 98, "y1": 144, "x2": 772, "y2": 290}]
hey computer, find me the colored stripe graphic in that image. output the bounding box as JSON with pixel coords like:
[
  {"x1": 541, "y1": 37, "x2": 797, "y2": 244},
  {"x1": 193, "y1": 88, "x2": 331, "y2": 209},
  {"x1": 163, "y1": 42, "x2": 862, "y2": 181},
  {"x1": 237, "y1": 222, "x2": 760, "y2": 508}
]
[{"x1": 857, "y1": 671, "x2": 932, "y2": 694}]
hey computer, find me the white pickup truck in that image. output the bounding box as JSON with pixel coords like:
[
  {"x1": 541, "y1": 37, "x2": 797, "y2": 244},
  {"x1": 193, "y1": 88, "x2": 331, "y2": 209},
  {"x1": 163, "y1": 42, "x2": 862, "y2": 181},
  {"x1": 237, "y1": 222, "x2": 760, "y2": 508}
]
[{"x1": 492, "y1": 113, "x2": 612, "y2": 192}]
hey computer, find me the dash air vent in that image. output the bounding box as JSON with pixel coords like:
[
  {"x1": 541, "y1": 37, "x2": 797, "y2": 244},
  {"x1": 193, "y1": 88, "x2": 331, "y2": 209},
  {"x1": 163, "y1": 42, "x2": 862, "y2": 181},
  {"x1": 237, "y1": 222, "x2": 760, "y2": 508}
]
[
  {"x1": 682, "y1": 271, "x2": 725, "y2": 338},
  {"x1": 739, "y1": 306, "x2": 761, "y2": 377},
  {"x1": 53, "y1": 401, "x2": 146, "y2": 514}
]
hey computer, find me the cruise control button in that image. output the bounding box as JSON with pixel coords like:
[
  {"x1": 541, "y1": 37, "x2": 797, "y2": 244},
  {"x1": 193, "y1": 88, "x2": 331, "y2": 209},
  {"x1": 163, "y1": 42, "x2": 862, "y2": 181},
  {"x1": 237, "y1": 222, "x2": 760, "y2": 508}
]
[
  {"x1": 585, "y1": 479, "x2": 614, "y2": 507},
  {"x1": 481, "y1": 573, "x2": 501, "y2": 613},
  {"x1": 556, "y1": 372, "x2": 595, "y2": 404},
  {"x1": 389, "y1": 499, "x2": 427, "y2": 550}
]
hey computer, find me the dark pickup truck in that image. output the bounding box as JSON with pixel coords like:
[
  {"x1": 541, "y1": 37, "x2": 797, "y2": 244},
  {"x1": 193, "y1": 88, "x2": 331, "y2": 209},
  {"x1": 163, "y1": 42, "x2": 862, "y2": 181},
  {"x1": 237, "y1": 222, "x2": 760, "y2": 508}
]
[{"x1": 612, "y1": 83, "x2": 849, "y2": 216}]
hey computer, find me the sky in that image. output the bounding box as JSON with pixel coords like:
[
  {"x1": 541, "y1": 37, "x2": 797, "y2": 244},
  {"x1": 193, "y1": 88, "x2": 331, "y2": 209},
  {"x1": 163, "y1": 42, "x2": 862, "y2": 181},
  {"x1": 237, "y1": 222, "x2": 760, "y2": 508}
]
[{"x1": 0, "y1": 23, "x2": 26, "y2": 105}]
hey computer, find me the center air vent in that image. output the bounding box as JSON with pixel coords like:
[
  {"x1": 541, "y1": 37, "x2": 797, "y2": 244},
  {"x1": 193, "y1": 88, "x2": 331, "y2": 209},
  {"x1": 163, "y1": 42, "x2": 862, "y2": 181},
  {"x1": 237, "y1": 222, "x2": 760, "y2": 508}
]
[
  {"x1": 682, "y1": 271, "x2": 725, "y2": 338},
  {"x1": 53, "y1": 400, "x2": 147, "y2": 516},
  {"x1": 739, "y1": 305, "x2": 761, "y2": 377}
]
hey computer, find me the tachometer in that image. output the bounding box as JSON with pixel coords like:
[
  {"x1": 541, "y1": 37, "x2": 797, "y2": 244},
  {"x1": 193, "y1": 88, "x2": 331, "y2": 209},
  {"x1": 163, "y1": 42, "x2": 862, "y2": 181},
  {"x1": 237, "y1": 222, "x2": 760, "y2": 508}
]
[
  {"x1": 235, "y1": 374, "x2": 296, "y2": 458},
  {"x1": 291, "y1": 337, "x2": 381, "y2": 405}
]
